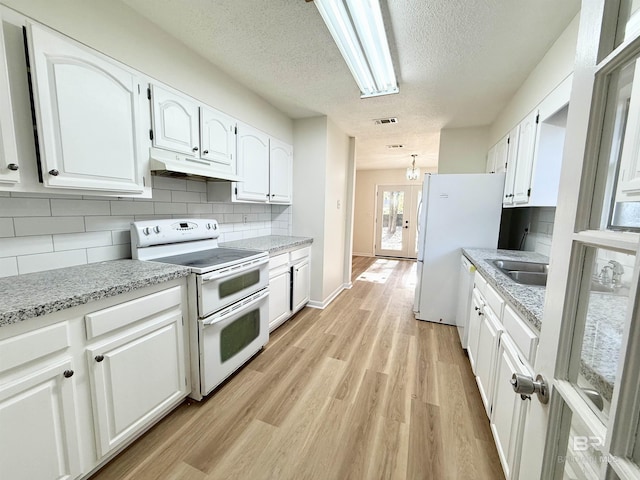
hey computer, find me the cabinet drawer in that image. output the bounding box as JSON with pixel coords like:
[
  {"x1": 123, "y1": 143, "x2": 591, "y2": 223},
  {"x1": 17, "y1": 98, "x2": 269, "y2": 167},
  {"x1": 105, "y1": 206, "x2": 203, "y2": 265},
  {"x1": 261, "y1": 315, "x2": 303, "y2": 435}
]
[
  {"x1": 85, "y1": 286, "x2": 182, "y2": 339},
  {"x1": 269, "y1": 252, "x2": 289, "y2": 270},
  {"x1": 290, "y1": 246, "x2": 310, "y2": 262},
  {"x1": 502, "y1": 304, "x2": 538, "y2": 364},
  {"x1": 484, "y1": 283, "x2": 505, "y2": 319},
  {"x1": 0, "y1": 322, "x2": 70, "y2": 374}
]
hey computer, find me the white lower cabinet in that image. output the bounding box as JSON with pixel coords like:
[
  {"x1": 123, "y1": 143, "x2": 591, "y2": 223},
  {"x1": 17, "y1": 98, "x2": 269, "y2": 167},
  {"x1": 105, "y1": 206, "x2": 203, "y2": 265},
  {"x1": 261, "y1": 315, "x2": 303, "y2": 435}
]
[
  {"x1": 464, "y1": 265, "x2": 539, "y2": 480},
  {"x1": 491, "y1": 335, "x2": 530, "y2": 480},
  {"x1": 0, "y1": 280, "x2": 188, "y2": 480},
  {"x1": 0, "y1": 358, "x2": 82, "y2": 480},
  {"x1": 268, "y1": 246, "x2": 311, "y2": 332},
  {"x1": 474, "y1": 306, "x2": 504, "y2": 416}
]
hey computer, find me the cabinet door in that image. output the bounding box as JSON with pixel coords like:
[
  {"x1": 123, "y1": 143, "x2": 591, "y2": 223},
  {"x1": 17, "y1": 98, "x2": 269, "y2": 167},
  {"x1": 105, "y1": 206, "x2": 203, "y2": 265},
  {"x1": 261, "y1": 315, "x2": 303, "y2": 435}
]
[
  {"x1": 0, "y1": 360, "x2": 82, "y2": 480},
  {"x1": 486, "y1": 144, "x2": 497, "y2": 173},
  {"x1": 87, "y1": 311, "x2": 187, "y2": 457},
  {"x1": 269, "y1": 267, "x2": 291, "y2": 332},
  {"x1": 503, "y1": 126, "x2": 519, "y2": 205},
  {"x1": 200, "y1": 106, "x2": 236, "y2": 174},
  {"x1": 616, "y1": 58, "x2": 640, "y2": 200},
  {"x1": 494, "y1": 134, "x2": 509, "y2": 174},
  {"x1": 467, "y1": 288, "x2": 484, "y2": 372},
  {"x1": 0, "y1": 11, "x2": 19, "y2": 185},
  {"x1": 269, "y1": 138, "x2": 293, "y2": 204},
  {"x1": 512, "y1": 110, "x2": 539, "y2": 204},
  {"x1": 475, "y1": 307, "x2": 504, "y2": 416},
  {"x1": 26, "y1": 23, "x2": 145, "y2": 193},
  {"x1": 236, "y1": 123, "x2": 269, "y2": 202},
  {"x1": 292, "y1": 259, "x2": 310, "y2": 313},
  {"x1": 490, "y1": 335, "x2": 530, "y2": 480},
  {"x1": 151, "y1": 84, "x2": 199, "y2": 157}
]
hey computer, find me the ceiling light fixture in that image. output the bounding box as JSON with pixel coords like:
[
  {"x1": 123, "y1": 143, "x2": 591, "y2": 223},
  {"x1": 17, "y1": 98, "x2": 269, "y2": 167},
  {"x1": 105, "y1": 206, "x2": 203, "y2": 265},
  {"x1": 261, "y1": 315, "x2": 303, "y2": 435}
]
[
  {"x1": 312, "y1": 0, "x2": 399, "y2": 98},
  {"x1": 406, "y1": 154, "x2": 420, "y2": 181}
]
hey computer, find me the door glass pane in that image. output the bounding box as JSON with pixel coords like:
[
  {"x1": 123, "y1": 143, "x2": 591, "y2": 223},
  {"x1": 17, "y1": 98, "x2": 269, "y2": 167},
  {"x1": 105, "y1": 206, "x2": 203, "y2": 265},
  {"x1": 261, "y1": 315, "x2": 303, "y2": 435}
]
[
  {"x1": 381, "y1": 190, "x2": 405, "y2": 251},
  {"x1": 562, "y1": 411, "x2": 607, "y2": 479},
  {"x1": 618, "y1": 0, "x2": 640, "y2": 46},
  {"x1": 220, "y1": 308, "x2": 260, "y2": 362},
  {"x1": 219, "y1": 270, "x2": 260, "y2": 298},
  {"x1": 569, "y1": 247, "x2": 634, "y2": 420}
]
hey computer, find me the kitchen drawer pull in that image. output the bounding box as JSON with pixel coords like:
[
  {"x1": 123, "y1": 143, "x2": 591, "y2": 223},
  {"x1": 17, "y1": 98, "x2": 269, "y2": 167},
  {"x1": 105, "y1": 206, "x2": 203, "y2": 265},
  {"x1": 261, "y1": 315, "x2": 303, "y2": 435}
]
[
  {"x1": 7, "y1": 163, "x2": 18, "y2": 171},
  {"x1": 95, "y1": 355, "x2": 105, "y2": 362},
  {"x1": 192, "y1": 146, "x2": 199, "y2": 152},
  {"x1": 203, "y1": 150, "x2": 209, "y2": 154},
  {"x1": 63, "y1": 369, "x2": 74, "y2": 378},
  {"x1": 49, "y1": 169, "x2": 59, "y2": 176}
]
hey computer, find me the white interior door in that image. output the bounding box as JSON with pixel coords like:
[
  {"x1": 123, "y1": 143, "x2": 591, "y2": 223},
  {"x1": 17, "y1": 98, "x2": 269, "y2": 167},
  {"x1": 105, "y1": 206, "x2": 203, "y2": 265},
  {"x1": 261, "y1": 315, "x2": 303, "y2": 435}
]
[
  {"x1": 374, "y1": 184, "x2": 421, "y2": 259},
  {"x1": 518, "y1": 3, "x2": 640, "y2": 479}
]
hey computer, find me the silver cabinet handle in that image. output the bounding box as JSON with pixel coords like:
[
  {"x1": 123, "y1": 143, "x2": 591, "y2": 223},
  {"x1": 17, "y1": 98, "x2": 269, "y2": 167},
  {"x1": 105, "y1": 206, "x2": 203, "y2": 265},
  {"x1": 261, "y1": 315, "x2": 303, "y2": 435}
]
[
  {"x1": 49, "y1": 169, "x2": 59, "y2": 176},
  {"x1": 7, "y1": 163, "x2": 18, "y2": 171}
]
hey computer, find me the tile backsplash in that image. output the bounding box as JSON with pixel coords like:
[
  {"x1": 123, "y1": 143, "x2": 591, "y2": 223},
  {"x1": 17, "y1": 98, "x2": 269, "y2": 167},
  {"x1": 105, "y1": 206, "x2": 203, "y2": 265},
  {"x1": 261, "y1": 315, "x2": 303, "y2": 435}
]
[
  {"x1": 0, "y1": 175, "x2": 291, "y2": 277},
  {"x1": 524, "y1": 207, "x2": 555, "y2": 257}
]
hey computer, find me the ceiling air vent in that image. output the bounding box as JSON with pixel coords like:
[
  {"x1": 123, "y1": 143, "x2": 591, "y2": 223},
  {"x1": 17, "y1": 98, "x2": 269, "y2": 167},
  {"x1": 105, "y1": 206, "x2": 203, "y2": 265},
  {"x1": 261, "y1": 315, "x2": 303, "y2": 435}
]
[
  {"x1": 374, "y1": 117, "x2": 398, "y2": 125},
  {"x1": 386, "y1": 144, "x2": 404, "y2": 149}
]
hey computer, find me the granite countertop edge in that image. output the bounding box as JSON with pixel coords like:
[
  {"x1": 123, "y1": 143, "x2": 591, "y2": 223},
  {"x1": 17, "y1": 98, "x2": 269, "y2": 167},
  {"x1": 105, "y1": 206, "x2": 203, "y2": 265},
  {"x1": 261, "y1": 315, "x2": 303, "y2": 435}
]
[
  {"x1": 462, "y1": 248, "x2": 548, "y2": 332},
  {"x1": 220, "y1": 235, "x2": 313, "y2": 255},
  {"x1": 0, "y1": 260, "x2": 191, "y2": 328}
]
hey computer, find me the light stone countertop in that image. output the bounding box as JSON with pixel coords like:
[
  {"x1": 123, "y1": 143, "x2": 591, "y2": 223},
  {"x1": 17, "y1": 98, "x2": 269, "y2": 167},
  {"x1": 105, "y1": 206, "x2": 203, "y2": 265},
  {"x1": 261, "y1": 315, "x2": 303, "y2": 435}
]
[
  {"x1": 0, "y1": 260, "x2": 190, "y2": 327},
  {"x1": 221, "y1": 235, "x2": 313, "y2": 255},
  {"x1": 463, "y1": 247, "x2": 626, "y2": 403}
]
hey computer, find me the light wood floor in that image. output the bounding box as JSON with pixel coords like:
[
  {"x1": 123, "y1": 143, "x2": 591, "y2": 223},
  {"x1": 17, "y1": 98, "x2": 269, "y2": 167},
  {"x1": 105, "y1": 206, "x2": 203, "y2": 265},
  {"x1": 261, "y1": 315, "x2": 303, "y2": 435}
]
[{"x1": 90, "y1": 256, "x2": 504, "y2": 480}]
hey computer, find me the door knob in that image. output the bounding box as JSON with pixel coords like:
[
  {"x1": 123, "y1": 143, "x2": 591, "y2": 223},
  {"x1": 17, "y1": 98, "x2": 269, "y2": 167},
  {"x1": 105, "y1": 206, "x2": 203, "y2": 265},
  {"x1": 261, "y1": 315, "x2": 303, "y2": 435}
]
[{"x1": 511, "y1": 373, "x2": 549, "y2": 404}]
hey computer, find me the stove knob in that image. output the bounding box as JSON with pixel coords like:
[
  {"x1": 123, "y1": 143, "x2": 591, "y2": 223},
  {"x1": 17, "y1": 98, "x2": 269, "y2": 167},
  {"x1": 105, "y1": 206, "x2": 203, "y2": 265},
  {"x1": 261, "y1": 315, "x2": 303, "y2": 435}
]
[
  {"x1": 153, "y1": 226, "x2": 161, "y2": 234},
  {"x1": 142, "y1": 227, "x2": 151, "y2": 236}
]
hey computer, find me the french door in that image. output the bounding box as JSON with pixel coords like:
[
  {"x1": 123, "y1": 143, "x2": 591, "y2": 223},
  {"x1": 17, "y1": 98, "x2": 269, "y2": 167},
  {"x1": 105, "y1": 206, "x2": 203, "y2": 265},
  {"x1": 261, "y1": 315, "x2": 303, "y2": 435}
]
[
  {"x1": 519, "y1": 2, "x2": 640, "y2": 479},
  {"x1": 374, "y1": 184, "x2": 421, "y2": 259}
]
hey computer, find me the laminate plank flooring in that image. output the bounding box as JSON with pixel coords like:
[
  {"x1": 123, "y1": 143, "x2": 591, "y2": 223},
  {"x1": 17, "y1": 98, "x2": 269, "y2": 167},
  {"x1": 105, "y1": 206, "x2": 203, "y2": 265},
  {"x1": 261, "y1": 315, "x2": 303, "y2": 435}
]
[{"x1": 90, "y1": 256, "x2": 504, "y2": 480}]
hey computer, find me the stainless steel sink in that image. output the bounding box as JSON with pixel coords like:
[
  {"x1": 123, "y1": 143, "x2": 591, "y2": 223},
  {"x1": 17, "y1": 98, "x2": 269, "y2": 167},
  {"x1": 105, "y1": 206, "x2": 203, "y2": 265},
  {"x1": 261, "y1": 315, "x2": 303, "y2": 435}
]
[
  {"x1": 492, "y1": 259, "x2": 549, "y2": 286},
  {"x1": 493, "y1": 260, "x2": 549, "y2": 274},
  {"x1": 507, "y1": 271, "x2": 548, "y2": 286}
]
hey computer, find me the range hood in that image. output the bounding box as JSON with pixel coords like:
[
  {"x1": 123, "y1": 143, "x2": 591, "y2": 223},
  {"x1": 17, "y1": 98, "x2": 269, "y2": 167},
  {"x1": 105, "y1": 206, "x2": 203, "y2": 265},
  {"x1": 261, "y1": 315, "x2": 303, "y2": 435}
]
[{"x1": 149, "y1": 147, "x2": 242, "y2": 182}]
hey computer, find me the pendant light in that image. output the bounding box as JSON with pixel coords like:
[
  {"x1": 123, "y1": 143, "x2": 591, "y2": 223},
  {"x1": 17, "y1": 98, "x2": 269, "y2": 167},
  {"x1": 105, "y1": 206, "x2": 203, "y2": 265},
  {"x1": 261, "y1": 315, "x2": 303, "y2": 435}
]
[{"x1": 406, "y1": 154, "x2": 420, "y2": 180}]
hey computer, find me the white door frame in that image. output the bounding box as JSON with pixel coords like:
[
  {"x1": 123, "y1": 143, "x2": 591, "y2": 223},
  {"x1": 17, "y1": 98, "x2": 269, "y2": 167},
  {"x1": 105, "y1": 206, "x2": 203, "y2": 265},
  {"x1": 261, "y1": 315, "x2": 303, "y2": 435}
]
[
  {"x1": 374, "y1": 184, "x2": 421, "y2": 258},
  {"x1": 521, "y1": 2, "x2": 640, "y2": 479}
]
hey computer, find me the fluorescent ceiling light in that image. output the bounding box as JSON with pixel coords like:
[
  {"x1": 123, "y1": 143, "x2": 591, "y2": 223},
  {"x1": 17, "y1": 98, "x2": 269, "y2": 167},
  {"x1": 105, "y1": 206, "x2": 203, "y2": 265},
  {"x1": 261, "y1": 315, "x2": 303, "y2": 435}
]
[{"x1": 313, "y1": 0, "x2": 399, "y2": 98}]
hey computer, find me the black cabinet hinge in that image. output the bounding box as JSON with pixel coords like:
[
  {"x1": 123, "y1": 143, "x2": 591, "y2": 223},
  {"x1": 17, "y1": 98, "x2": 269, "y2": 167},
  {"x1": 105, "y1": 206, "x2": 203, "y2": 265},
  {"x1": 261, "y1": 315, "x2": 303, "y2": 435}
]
[
  {"x1": 527, "y1": 188, "x2": 531, "y2": 197},
  {"x1": 507, "y1": 137, "x2": 510, "y2": 145},
  {"x1": 147, "y1": 87, "x2": 151, "y2": 100},
  {"x1": 535, "y1": 113, "x2": 540, "y2": 124},
  {"x1": 149, "y1": 129, "x2": 154, "y2": 141},
  {"x1": 234, "y1": 126, "x2": 237, "y2": 135},
  {"x1": 234, "y1": 186, "x2": 238, "y2": 195}
]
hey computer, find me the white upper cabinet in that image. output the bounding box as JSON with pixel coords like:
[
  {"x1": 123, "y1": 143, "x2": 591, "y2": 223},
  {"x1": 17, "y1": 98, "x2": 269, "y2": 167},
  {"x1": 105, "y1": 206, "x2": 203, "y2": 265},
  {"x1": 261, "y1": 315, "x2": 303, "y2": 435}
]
[
  {"x1": 0, "y1": 12, "x2": 19, "y2": 185},
  {"x1": 150, "y1": 84, "x2": 199, "y2": 156},
  {"x1": 503, "y1": 126, "x2": 519, "y2": 205},
  {"x1": 236, "y1": 122, "x2": 270, "y2": 202},
  {"x1": 149, "y1": 84, "x2": 239, "y2": 180},
  {"x1": 269, "y1": 138, "x2": 293, "y2": 204},
  {"x1": 512, "y1": 110, "x2": 539, "y2": 205},
  {"x1": 486, "y1": 143, "x2": 497, "y2": 174},
  {"x1": 25, "y1": 22, "x2": 147, "y2": 194},
  {"x1": 494, "y1": 135, "x2": 508, "y2": 174},
  {"x1": 200, "y1": 106, "x2": 236, "y2": 175}
]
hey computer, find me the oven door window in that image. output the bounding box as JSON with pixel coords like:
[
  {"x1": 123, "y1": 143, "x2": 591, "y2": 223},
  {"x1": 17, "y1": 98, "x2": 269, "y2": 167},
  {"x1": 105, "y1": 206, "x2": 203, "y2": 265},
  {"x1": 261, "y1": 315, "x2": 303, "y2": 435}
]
[
  {"x1": 220, "y1": 308, "x2": 260, "y2": 362},
  {"x1": 219, "y1": 270, "x2": 260, "y2": 299}
]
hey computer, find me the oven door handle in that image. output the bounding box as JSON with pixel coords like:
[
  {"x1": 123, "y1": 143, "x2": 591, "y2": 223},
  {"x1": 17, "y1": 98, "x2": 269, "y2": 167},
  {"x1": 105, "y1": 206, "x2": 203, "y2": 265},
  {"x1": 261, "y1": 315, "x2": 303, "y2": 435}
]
[
  {"x1": 200, "y1": 256, "x2": 268, "y2": 283},
  {"x1": 202, "y1": 288, "x2": 269, "y2": 326}
]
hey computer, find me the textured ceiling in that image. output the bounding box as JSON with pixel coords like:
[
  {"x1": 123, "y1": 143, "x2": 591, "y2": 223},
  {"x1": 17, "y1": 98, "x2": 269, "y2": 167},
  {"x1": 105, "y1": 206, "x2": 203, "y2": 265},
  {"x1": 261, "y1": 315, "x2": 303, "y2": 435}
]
[{"x1": 120, "y1": 0, "x2": 580, "y2": 171}]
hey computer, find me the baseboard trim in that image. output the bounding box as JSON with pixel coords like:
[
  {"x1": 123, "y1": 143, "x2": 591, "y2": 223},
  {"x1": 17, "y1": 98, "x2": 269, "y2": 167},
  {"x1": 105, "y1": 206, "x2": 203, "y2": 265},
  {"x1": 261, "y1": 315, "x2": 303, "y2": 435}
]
[
  {"x1": 307, "y1": 283, "x2": 350, "y2": 309},
  {"x1": 352, "y1": 252, "x2": 374, "y2": 257}
]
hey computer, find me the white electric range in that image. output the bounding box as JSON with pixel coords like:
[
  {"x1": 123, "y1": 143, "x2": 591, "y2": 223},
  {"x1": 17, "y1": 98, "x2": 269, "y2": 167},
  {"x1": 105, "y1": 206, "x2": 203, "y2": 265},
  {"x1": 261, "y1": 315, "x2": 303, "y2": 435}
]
[{"x1": 131, "y1": 218, "x2": 269, "y2": 400}]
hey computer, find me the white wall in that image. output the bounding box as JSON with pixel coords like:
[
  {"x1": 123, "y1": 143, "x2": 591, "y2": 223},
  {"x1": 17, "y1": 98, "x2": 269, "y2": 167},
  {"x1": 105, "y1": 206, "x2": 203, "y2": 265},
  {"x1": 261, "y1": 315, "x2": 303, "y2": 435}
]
[
  {"x1": 0, "y1": 0, "x2": 293, "y2": 143},
  {"x1": 292, "y1": 116, "x2": 353, "y2": 306},
  {"x1": 292, "y1": 117, "x2": 327, "y2": 304},
  {"x1": 437, "y1": 126, "x2": 490, "y2": 174},
  {"x1": 353, "y1": 168, "x2": 434, "y2": 256},
  {"x1": 489, "y1": 14, "x2": 579, "y2": 145}
]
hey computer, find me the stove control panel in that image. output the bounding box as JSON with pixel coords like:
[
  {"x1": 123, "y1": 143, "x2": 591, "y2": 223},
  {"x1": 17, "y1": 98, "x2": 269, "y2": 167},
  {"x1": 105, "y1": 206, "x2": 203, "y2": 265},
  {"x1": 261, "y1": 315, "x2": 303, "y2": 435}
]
[{"x1": 131, "y1": 218, "x2": 220, "y2": 248}]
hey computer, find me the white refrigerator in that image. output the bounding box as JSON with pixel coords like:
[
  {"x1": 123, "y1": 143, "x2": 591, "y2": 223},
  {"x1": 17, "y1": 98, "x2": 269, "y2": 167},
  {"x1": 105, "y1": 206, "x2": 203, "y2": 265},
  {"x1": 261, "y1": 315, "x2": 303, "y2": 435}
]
[{"x1": 413, "y1": 173, "x2": 505, "y2": 325}]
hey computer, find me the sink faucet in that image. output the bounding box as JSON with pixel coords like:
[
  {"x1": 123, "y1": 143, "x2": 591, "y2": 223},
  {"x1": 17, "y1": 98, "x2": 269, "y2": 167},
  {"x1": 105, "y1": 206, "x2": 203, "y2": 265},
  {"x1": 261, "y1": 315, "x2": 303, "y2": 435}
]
[
  {"x1": 597, "y1": 265, "x2": 612, "y2": 285},
  {"x1": 609, "y1": 260, "x2": 624, "y2": 286}
]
